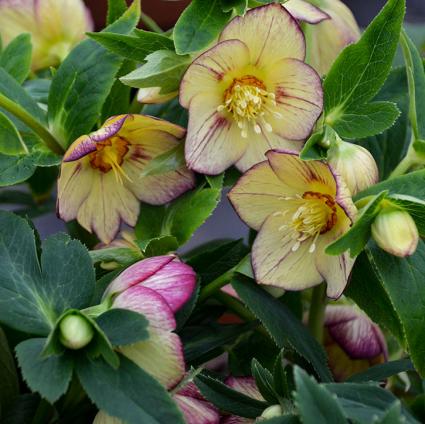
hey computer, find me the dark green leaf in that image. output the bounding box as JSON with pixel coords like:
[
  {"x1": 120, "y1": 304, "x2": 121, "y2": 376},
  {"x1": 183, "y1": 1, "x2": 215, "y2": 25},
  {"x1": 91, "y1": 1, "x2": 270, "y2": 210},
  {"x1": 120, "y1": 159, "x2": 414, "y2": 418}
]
[
  {"x1": 376, "y1": 401, "x2": 404, "y2": 424},
  {"x1": 24, "y1": 79, "x2": 51, "y2": 105},
  {"x1": 174, "y1": 0, "x2": 231, "y2": 55},
  {"x1": 195, "y1": 374, "x2": 268, "y2": 418},
  {"x1": 1, "y1": 394, "x2": 40, "y2": 424},
  {"x1": 96, "y1": 308, "x2": 149, "y2": 346},
  {"x1": 48, "y1": 1, "x2": 140, "y2": 147},
  {"x1": 89, "y1": 246, "x2": 141, "y2": 267},
  {"x1": 0, "y1": 112, "x2": 27, "y2": 155},
  {"x1": 89, "y1": 30, "x2": 174, "y2": 63},
  {"x1": 294, "y1": 367, "x2": 347, "y2": 424},
  {"x1": 0, "y1": 328, "x2": 18, "y2": 415},
  {"x1": 326, "y1": 191, "x2": 388, "y2": 257},
  {"x1": 142, "y1": 97, "x2": 188, "y2": 127},
  {"x1": 0, "y1": 34, "x2": 32, "y2": 84},
  {"x1": 252, "y1": 358, "x2": 278, "y2": 404},
  {"x1": 107, "y1": 0, "x2": 128, "y2": 25},
  {"x1": 15, "y1": 338, "x2": 73, "y2": 403},
  {"x1": 347, "y1": 358, "x2": 414, "y2": 383},
  {"x1": 232, "y1": 276, "x2": 333, "y2": 382},
  {"x1": 138, "y1": 235, "x2": 179, "y2": 257},
  {"x1": 76, "y1": 354, "x2": 185, "y2": 424},
  {"x1": 299, "y1": 131, "x2": 328, "y2": 161}
]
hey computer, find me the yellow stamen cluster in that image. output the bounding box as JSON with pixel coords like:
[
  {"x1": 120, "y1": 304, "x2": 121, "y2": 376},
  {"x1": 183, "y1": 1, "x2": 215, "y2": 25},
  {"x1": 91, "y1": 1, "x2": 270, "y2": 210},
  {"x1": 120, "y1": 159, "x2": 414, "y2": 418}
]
[
  {"x1": 89, "y1": 137, "x2": 132, "y2": 184},
  {"x1": 217, "y1": 75, "x2": 281, "y2": 138},
  {"x1": 276, "y1": 192, "x2": 337, "y2": 253}
]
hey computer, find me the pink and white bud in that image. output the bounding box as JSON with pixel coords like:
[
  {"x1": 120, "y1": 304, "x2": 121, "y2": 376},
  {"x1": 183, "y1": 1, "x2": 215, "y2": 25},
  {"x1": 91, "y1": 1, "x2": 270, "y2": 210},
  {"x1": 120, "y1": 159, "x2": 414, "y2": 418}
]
[
  {"x1": 59, "y1": 313, "x2": 94, "y2": 350},
  {"x1": 324, "y1": 305, "x2": 387, "y2": 381},
  {"x1": 305, "y1": 0, "x2": 360, "y2": 75},
  {"x1": 371, "y1": 208, "x2": 419, "y2": 257},
  {"x1": 327, "y1": 141, "x2": 379, "y2": 196}
]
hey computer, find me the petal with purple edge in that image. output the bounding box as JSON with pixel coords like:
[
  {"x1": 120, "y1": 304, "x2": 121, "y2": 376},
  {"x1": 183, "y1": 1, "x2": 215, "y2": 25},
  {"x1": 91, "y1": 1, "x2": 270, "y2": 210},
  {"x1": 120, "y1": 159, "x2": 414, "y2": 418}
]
[
  {"x1": 225, "y1": 377, "x2": 263, "y2": 401},
  {"x1": 266, "y1": 150, "x2": 337, "y2": 196},
  {"x1": 104, "y1": 255, "x2": 175, "y2": 297},
  {"x1": 221, "y1": 417, "x2": 254, "y2": 424},
  {"x1": 141, "y1": 259, "x2": 197, "y2": 312},
  {"x1": 185, "y1": 96, "x2": 246, "y2": 175},
  {"x1": 219, "y1": 4, "x2": 305, "y2": 67},
  {"x1": 265, "y1": 58, "x2": 323, "y2": 141},
  {"x1": 284, "y1": 0, "x2": 330, "y2": 24},
  {"x1": 180, "y1": 39, "x2": 251, "y2": 108},
  {"x1": 173, "y1": 394, "x2": 220, "y2": 424},
  {"x1": 252, "y1": 214, "x2": 322, "y2": 291},
  {"x1": 228, "y1": 161, "x2": 299, "y2": 231}
]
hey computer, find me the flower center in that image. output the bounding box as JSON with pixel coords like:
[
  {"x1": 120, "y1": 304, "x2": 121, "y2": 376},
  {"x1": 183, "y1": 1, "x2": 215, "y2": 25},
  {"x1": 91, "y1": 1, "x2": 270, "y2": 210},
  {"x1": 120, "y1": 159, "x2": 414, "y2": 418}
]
[
  {"x1": 89, "y1": 137, "x2": 132, "y2": 184},
  {"x1": 278, "y1": 191, "x2": 337, "y2": 253},
  {"x1": 217, "y1": 75, "x2": 280, "y2": 138}
]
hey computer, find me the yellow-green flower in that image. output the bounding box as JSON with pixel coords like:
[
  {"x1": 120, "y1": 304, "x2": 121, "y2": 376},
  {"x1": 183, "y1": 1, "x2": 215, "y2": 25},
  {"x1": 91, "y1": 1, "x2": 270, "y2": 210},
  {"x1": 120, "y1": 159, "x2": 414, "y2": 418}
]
[
  {"x1": 180, "y1": 3, "x2": 323, "y2": 174},
  {"x1": 229, "y1": 150, "x2": 357, "y2": 298},
  {"x1": 57, "y1": 114, "x2": 195, "y2": 244},
  {"x1": 305, "y1": 0, "x2": 361, "y2": 75},
  {"x1": 0, "y1": 0, "x2": 93, "y2": 71}
]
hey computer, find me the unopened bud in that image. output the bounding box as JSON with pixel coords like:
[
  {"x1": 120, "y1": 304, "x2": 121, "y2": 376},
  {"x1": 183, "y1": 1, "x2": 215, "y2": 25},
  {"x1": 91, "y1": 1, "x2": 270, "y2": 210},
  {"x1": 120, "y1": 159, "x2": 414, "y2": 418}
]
[
  {"x1": 260, "y1": 404, "x2": 283, "y2": 420},
  {"x1": 59, "y1": 314, "x2": 94, "y2": 350},
  {"x1": 328, "y1": 141, "x2": 378, "y2": 196},
  {"x1": 371, "y1": 208, "x2": 419, "y2": 257}
]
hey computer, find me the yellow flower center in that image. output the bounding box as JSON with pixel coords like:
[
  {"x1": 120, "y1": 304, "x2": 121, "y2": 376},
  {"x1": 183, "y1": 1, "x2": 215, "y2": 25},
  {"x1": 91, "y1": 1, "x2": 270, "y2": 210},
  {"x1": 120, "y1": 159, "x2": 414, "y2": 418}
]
[
  {"x1": 278, "y1": 191, "x2": 337, "y2": 253},
  {"x1": 218, "y1": 75, "x2": 280, "y2": 138},
  {"x1": 89, "y1": 137, "x2": 132, "y2": 184}
]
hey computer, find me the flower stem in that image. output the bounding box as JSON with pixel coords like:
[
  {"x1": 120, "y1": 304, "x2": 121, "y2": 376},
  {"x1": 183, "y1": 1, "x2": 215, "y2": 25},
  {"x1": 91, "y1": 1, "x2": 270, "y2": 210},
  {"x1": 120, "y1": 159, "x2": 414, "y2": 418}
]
[
  {"x1": 141, "y1": 12, "x2": 163, "y2": 33},
  {"x1": 389, "y1": 141, "x2": 423, "y2": 179},
  {"x1": 198, "y1": 269, "x2": 235, "y2": 303},
  {"x1": 308, "y1": 284, "x2": 327, "y2": 343},
  {"x1": 213, "y1": 291, "x2": 256, "y2": 322},
  {"x1": 0, "y1": 93, "x2": 64, "y2": 155}
]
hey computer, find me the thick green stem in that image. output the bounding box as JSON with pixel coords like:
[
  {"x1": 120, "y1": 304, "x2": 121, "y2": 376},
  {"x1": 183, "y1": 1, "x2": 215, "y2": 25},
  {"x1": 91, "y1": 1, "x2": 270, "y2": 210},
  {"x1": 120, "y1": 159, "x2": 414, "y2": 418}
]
[
  {"x1": 141, "y1": 12, "x2": 163, "y2": 33},
  {"x1": 0, "y1": 93, "x2": 64, "y2": 155},
  {"x1": 198, "y1": 269, "x2": 235, "y2": 303},
  {"x1": 308, "y1": 284, "x2": 327, "y2": 343},
  {"x1": 389, "y1": 141, "x2": 422, "y2": 179},
  {"x1": 214, "y1": 291, "x2": 256, "y2": 322}
]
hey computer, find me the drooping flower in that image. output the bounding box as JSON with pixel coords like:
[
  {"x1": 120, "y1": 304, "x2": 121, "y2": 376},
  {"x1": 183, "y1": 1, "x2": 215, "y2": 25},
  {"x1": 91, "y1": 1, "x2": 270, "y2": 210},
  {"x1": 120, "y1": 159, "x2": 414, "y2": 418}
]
[
  {"x1": 324, "y1": 305, "x2": 388, "y2": 381},
  {"x1": 93, "y1": 255, "x2": 221, "y2": 423},
  {"x1": 0, "y1": 0, "x2": 93, "y2": 71},
  {"x1": 327, "y1": 140, "x2": 379, "y2": 196},
  {"x1": 371, "y1": 207, "x2": 419, "y2": 257},
  {"x1": 57, "y1": 114, "x2": 195, "y2": 244},
  {"x1": 180, "y1": 3, "x2": 323, "y2": 175},
  {"x1": 304, "y1": 0, "x2": 360, "y2": 75},
  {"x1": 228, "y1": 150, "x2": 357, "y2": 298}
]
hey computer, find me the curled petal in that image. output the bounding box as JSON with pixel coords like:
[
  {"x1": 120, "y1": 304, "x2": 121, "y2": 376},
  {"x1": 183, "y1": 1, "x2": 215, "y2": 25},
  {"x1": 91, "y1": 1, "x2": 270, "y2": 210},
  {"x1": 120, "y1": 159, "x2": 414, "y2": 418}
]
[{"x1": 284, "y1": 0, "x2": 330, "y2": 24}]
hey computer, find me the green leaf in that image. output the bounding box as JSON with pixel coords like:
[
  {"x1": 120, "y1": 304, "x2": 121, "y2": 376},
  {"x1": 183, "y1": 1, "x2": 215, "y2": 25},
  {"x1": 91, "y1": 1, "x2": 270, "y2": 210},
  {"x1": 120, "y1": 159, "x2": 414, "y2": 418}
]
[
  {"x1": 325, "y1": 383, "x2": 418, "y2": 424},
  {"x1": 174, "y1": 0, "x2": 231, "y2": 55},
  {"x1": 138, "y1": 235, "x2": 179, "y2": 257},
  {"x1": 24, "y1": 79, "x2": 51, "y2": 105},
  {"x1": 376, "y1": 401, "x2": 404, "y2": 424},
  {"x1": 299, "y1": 131, "x2": 328, "y2": 161},
  {"x1": 0, "y1": 212, "x2": 95, "y2": 335},
  {"x1": 294, "y1": 367, "x2": 347, "y2": 424},
  {"x1": 96, "y1": 308, "x2": 149, "y2": 346},
  {"x1": 76, "y1": 354, "x2": 185, "y2": 424},
  {"x1": 89, "y1": 246, "x2": 141, "y2": 267},
  {"x1": 345, "y1": 252, "x2": 405, "y2": 344},
  {"x1": 15, "y1": 338, "x2": 73, "y2": 403},
  {"x1": 48, "y1": 1, "x2": 140, "y2": 147},
  {"x1": 0, "y1": 328, "x2": 19, "y2": 415},
  {"x1": 195, "y1": 374, "x2": 268, "y2": 418},
  {"x1": 89, "y1": 30, "x2": 174, "y2": 63},
  {"x1": 326, "y1": 191, "x2": 388, "y2": 257},
  {"x1": 232, "y1": 276, "x2": 333, "y2": 383},
  {"x1": 0, "y1": 34, "x2": 32, "y2": 84},
  {"x1": 331, "y1": 101, "x2": 400, "y2": 140},
  {"x1": 324, "y1": 0, "x2": 405, "y2": 137},
  {"x1": 120, "y1": 50, "x2": 190, "y2": 93},
  {"x1": 0, "y1": 112, "x2": 27, "y2": 155},
  {"x1": 366, "y1": 241, "x2": 425, "y2": 377},
  {"x1": 140, "y1": 143, "x2": 185, "y2": 178},
  {"x1": 273, "y1": 351, "x2": 293, "y2": 399},
  {"x1": 252, "y1": 358, "x2": 279, "y2": 404},
  {"x1": 347, "y1": 358, "x2": 414, "y2": 383},
  {"x1": 107, "y1": 0, "x2": 128, "y2": 25},
  {"x1": 221, "y1": 0, "x2": 247, "y2": 14}
]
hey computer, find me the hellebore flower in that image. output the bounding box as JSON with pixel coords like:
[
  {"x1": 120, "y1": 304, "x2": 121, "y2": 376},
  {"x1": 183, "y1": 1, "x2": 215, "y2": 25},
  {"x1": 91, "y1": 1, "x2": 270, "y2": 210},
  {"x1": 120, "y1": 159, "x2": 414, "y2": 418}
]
[
  {"x1": 0, "y1": 0, "x2": 93, "y2": 71},
  {"x1": 228, "y1": 150, "x2": 357, "y2": 298},
  {"x1": 371, "y1": 207, "x2": 419, "y2": 257},
  {"x1": 327, "y1": 141, "x2": 379, "y2": 196},
  {"x1": 305, "y1": 0, "x2": 360, "y2": 75},
  {"x1": 180, "y1": 3, "x2": 323, "y2": 174},
  {"x1": 57, "y1": 114, "x2": 195, "y2": 244},
  {"x1": 324, "y1": 305, "x2": 388, "y2": 381},
  {"x1": 283, "y1": 0, "x2": 330, "y2": 24}
]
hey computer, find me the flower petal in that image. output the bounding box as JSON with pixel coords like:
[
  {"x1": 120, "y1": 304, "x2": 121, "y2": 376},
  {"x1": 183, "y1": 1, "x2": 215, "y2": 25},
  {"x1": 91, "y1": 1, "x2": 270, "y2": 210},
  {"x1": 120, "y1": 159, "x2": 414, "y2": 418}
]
[
  {"x1": 219, "y1": 4, "x2": 305, "y2": 67},
  {"x1": 225, "y1": 377, "x2": 263, "y2": 401},
  {"x1": 180, "y1": 39, "x2": 251, "y2": 108},
  {"x1": 284, "y1": 0, "x2": 330, "y2": 24},
  {"x1": 173, "y1": 394, "x2": 220, "y2": 424},
  {"x1": 137, "y1": 87, "x2": 178, "y2": 104},
  {"x1": 266, "y1": 150, "x2": 337, "y2": 196},
  {"x1": 104, "y1": 255, "x2": 175, "y2": 296},
  {"x1": 185, "y1": 96, "x2": 246, "y2": 174},
  {"x1": 93, "y1": 411, "x2": 122, "y2": 424},
  {"x1": 228, "y1": 161, "x2": 298, "y2": 231},
  {"x1": 252, "y1": 214, "x2": 322, "y2": 290},
  {"x1": 265, "y1": 58, "x2": 322, "y2": 141}
]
